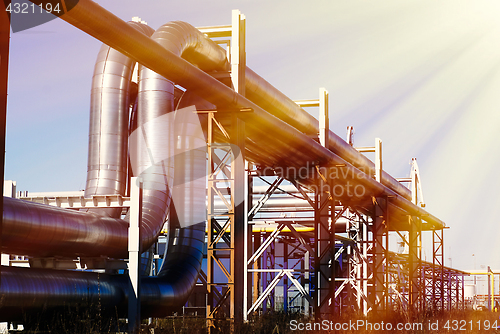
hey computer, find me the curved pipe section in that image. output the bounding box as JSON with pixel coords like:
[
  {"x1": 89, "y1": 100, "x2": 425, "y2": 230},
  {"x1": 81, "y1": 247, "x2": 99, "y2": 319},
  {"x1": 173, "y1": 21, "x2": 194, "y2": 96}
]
[
  {"x1": 131, "y1": 21, "x2": 227, "y2": 249},
  {"x1": 84, "y1": 21, "x2": 154, "y2": 218}
]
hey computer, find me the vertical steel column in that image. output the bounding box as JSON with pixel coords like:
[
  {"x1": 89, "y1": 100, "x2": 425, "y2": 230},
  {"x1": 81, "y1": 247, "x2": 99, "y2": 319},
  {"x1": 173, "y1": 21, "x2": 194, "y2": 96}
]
[
  {"x1": 488, "y1": 267, "x2": 493, "y2": 312},
  {"x1": 252, "y1": 232, "x2": 261, "y2": 307},
  {"x1": 128, "y1": 177, "x2": 142, "y2": 334},
  {"x1": 232, "y1": 113, "x2": 246, "y2": 324},
  {"x1": 262, "y1": 236, "x2": 268, "y2": 313},
  {"x1": 247, "y1": 165, "x2": 254, "y2": 316},
  {"x1": 432, "y1": 228, "x2": 444, "y2": 311},
  {"x1": 0, "y1": 0, "x2": 11, "y2": 284},
  {"x1": 409, "y1": 161, "x2": 422, "y2": 316},
  {"x1": 461, "y1": 273, "x2": 465, "y2": 311},
  {"x1": 283, "y1": 241, "x2": 288, "y2": 312},
  {"x1": 268, "y1": 241, "x2": 276, "y2": 310},
  {"x1": 313, "y1": 178, "x2": 335, "y2": 320},
  {"x1": 231, "y1": 9, "x2": 248, "y2": 324},
  {"x1": 304, "y1": 251, "x2": 310, "y2": 316},
  {"x1": 206, "y1": 112, "x2": 215, "y2": 329},
  {"x1": 362, "y1": 217, "x2": 369, "y2": 314},
  {"x1": 206, "y1": 112, "x2": 235, "y2": 330},
  {"x1": 313, "y1": 87, "x2": 334, "y2": 320},
  {"x1": 408, "y1": 217, "x2": 421, "y2": 315},
  {"x1": 231, "y1": 9, "x2": 245, "y2": 95},
  {"x1": 318, "y1": 88, "x2": 329, "y2": 148},
  {"x1": 371, "y1": 138, "x2": 388, "y2": 313},
  {"x1": 371, "y1": 197, "x2": 388, "y2": 313}
]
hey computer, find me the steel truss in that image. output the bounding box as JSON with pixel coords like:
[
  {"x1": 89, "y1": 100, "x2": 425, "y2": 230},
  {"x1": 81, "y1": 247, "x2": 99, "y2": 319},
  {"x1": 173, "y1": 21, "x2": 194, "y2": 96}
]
[{"x1": 205, "y1": 108, "x2": 248, "y2": 330}]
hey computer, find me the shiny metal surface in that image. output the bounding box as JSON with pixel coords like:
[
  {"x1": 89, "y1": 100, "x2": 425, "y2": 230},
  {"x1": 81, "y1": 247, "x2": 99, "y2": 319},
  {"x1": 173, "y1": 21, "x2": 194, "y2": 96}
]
[
  {"x1": 131, "y1": 21, "x2": 225, "y2": 252},
  {"x1": 0, "y1": 218, "x2": 204, "y2": 320},
  {"x1": 173, "y1": 91, "x2": 212, "y2": 229},
  {"x1": 84, "y1": 21, "x2": 154, "y2": 218},
  {"x1": 1, "y1": 196, "x2": 129, "y2": 258},
  {"x1": 244, "y1": 68, "x2": 412, "y2": 200}
]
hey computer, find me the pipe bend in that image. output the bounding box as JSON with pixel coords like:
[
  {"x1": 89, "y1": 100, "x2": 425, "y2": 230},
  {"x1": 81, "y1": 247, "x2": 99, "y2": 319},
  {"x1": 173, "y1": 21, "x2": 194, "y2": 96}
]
[{"x1": 85, "y1": 21, "x2": 155, "y2": 219}]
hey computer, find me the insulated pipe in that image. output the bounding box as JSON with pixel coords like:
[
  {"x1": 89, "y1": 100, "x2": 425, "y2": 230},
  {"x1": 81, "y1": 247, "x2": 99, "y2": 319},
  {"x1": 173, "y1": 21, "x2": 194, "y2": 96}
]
[
  {"x1": 0, "y1": 223, "x2": 205, "y2": 321},
  {"x1": 244, "y1": 69, "x2": 412, "y2": 200},
  {"x1": 84, "y1": 21, "x2": 154, "y2": 218},
  {"x1": 1, "y1": 196, "x2": 129, "y2": 258},
  {"x1": 131, "y1": 21, "x2": 228, "y2": 252},
  {"x1": 173, "y1": 91, "x2": 212, "y2": 229}
]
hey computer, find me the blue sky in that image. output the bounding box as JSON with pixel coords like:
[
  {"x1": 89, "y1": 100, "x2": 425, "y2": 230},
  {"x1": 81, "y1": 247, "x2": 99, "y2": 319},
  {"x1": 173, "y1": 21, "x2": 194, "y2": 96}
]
[{"x1": 6, "y1": 0, "x2": 500, "y2": 274}]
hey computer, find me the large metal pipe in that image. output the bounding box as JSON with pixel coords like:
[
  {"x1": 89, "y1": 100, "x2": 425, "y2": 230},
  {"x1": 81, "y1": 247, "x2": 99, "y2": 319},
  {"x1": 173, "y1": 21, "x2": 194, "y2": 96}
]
[
  {"x1": 1, "y1": 196, "x2": 129, "y2": 258},
  {"x1": 0, "y1": 222, "x2": 205, "y2": 321},
  {"x1": 84, "y1": 21, "x2": 154, "y2": 218},
  {"x1": 244, "y1": 68, "x2": 412, "y2": 200},
  {"x1": 131, "y1": 21, "x2": 227, "y2": 253}
]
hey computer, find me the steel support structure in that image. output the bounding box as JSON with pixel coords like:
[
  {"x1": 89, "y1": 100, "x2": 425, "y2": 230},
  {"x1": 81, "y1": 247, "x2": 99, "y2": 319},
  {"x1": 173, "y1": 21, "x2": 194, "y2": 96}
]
[
  {"x1": 246, "y1": 176, "x2": 312, "y2": 316},
  {"x1": 370, "y1": 196, "x2": 389, "y2": 314},
  {"x1": 432, "y1": 228, "x2": 445, "y2": 312},
  {"x1": 206, "y1": 109, "x2": 247, "y2": 330},
  {"x1": 408, "y1": 157, "x2": 423, "y2": 316},
  {"x1": 408, "y1": 217, "x2": 422, "y2": 315},
  {"x1": 205, "y1": 9, "x2": 248, "y2": 330},
  {"x1": 364, "y1": 138, "x2": 389, "y2": 315},
  {"x1": 313, "y1": 177, "x2": 335, "y2": 320},
  {"x1": 352, "y1": 211, "x2": 370, "y2": 315}
]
